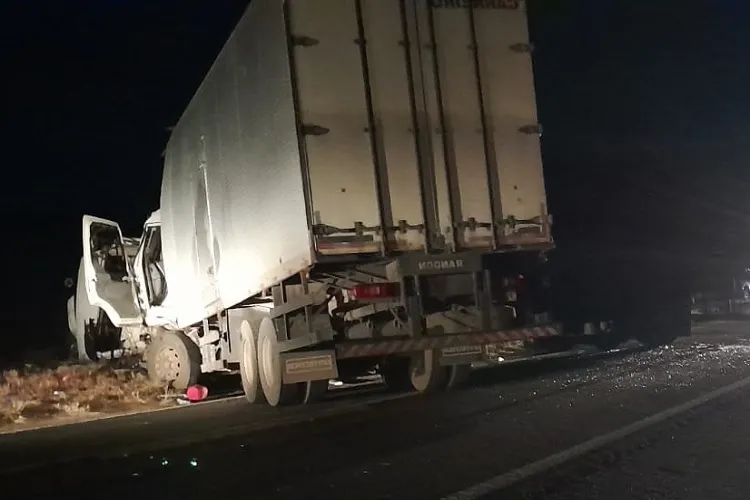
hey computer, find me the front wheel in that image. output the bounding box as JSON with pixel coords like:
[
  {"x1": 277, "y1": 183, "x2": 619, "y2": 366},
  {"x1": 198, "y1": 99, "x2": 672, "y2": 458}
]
[{"x1": 146, "y1": 331, "x2": 201, "y2": 390}]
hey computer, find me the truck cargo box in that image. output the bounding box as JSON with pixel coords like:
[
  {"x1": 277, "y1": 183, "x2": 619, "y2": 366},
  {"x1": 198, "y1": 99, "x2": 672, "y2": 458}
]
[{"x1": 161, "y1": 0, "x2": 550, "y2": 327}]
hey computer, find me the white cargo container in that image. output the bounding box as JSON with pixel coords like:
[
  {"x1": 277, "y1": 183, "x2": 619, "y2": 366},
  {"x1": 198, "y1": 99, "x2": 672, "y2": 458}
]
[
  {"x1": 155, "y1": 0, "x2": 551, "y2": 331},
  {"x1": 73, "y1": 0, "x2": 595, "y2": 406}
]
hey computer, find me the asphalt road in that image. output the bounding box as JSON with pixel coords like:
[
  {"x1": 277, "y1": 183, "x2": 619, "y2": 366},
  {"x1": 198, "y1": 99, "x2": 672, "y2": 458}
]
[{"x1": 2, "y1": 320, "x2": 750, "y2": 500}]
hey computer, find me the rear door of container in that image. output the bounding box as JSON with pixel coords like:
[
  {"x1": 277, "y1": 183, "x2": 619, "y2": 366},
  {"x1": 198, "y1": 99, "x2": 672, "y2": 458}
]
[
  {"x1": 416, "y1": 0, "x2": 551, "y2": 249},
  {"x1": 286, "y1": 0, "x2": 550, "y2": 256}
]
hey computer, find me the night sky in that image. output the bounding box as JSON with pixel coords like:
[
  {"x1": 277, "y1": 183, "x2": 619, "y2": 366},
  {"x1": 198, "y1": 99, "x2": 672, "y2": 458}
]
[{"x1": 4, "y1": 0, "x2": 750, "y2": 355}]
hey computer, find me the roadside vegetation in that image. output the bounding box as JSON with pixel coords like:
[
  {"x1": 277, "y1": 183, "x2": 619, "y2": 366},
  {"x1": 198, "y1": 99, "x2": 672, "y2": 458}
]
[{"x1": 0, "y1": 359, "x2": 176, "y2": 428}]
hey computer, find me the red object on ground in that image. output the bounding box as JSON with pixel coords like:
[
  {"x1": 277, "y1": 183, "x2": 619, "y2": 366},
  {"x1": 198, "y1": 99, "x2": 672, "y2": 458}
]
[{"x1": 185, "y1": 385, "x2": 208, "y2": 402}]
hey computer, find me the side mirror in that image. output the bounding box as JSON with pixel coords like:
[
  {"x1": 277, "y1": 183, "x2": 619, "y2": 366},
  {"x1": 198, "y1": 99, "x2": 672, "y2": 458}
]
[{"x1": 64, "y1": 277, "x2": 74, "y2": 289}]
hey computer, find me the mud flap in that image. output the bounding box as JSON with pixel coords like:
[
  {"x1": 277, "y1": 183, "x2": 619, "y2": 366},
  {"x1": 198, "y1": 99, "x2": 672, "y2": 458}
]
[
  {"x1": 281, "y1": 350, "x2": 339, "y2": 384},
  {"x1": 439, "y1": 345, "x2": 483, "y2": 366}
]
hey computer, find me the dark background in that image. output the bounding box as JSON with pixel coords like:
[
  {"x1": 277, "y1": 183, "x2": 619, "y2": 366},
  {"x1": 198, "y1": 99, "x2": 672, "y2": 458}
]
[{"x1": 3, "y1": 0, "x2": 749, "y2": 357}]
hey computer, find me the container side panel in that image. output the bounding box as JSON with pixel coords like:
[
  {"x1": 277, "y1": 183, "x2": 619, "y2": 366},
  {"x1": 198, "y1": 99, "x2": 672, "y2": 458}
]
[
  {"x1": 195, "y1": 77, "x2": 221, "y2": 308},
  {"x1": 474, "y1": 2, "x2": 550, "y2": 244},
  {"x1": 289, "y1": 0, "x2": 383, "y2": 255},
  {"x1": 161, "y1": 0, "x2": 312, "y2": 328},
  {"x1": 362, "y1": 0, "x2": 426, "y2": 252}
]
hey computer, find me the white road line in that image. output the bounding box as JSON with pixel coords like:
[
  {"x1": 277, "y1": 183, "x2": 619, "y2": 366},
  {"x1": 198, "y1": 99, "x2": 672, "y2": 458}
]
[{"x1": 441, "y1": 374, "x2": 750, "y2": 500}]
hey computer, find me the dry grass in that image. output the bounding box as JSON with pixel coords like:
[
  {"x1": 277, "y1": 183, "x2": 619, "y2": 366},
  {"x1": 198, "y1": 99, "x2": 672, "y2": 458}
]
[{"x1": 0, "y1": 361, "x2": 176, "y2": 427}]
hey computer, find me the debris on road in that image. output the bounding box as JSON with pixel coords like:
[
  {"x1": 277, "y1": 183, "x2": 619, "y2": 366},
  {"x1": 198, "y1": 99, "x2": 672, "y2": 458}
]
[{"x1": 185, "y1": 385, "x2": 208, "y2": 402}]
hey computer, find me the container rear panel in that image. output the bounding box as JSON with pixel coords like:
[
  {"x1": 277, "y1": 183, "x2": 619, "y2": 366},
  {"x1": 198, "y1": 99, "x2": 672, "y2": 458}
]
[
  {"x1": 288, "y1": 0, "x2": 550, "y2": 256},
  {"x1": 472, "y1": 0, "x2": 549, "y2": 245}
]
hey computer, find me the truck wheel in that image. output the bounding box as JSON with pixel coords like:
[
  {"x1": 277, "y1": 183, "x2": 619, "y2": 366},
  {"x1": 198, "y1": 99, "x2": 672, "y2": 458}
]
[
  {"x1": 257, "y1": 318, "x2": 302, "y2": 407},
  {"x1": 636, "y1": 321, "x2": 684, "y2": 348},
  {"x1": 147, "y1": 331, "x2": 201, "y2": 390},
  {"x1": 410, "y1": 349, "x2": 448, "y2": 394},
  {"x1": 636, "y1": 328, "x2": 678, "y2": 349},
  {"x1": 593, "y1": 331, "x2": 628, "y2": 352},
  {"x1": 302, "y1": 380, "x2": 328, "y2": 404},
  {"x1": 635, "y1": 299, "x2": 692, "y2": 349},
  {"x1": 445, "y1": 364, "x2": 471, "y2": 390},
  {"x1": 239, "y1": 320, "x2": 265, "y2": 404}
]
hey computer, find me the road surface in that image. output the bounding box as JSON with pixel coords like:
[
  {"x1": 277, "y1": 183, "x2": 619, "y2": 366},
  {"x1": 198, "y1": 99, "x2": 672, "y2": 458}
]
[{"x1": 2, "y1": 320, "x2": 750, "y2": 500}]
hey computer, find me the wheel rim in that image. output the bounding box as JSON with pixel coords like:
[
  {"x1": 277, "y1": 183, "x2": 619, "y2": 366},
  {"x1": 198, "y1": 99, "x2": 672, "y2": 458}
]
[{"x1": 154, "y1": 346, "x2": 182, "y2": 383}]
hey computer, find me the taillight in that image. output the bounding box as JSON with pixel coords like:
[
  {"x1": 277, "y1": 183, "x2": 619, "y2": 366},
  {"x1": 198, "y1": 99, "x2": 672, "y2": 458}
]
[{"x1": 350, "y1": 283, "x2": 399, "y2": 300}]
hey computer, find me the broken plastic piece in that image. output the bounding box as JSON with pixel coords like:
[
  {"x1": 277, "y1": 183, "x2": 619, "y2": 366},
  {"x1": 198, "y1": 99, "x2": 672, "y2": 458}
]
[{"x1": 185, "y1": 384, "x2": 208, "y2": 402}]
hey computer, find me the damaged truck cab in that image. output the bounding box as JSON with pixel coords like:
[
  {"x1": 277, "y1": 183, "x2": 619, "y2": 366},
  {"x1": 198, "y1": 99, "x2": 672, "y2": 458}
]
[{"x1": 80, "y1": 211, "x2": 209, "y2": 388}]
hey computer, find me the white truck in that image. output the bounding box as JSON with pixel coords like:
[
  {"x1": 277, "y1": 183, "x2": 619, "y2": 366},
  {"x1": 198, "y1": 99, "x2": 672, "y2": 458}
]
[{"x1": 67, "y1": 0, "x2": 691, "y2": 406}]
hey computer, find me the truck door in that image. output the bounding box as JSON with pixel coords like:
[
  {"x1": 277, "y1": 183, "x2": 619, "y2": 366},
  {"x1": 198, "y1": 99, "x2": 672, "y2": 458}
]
[
  {"x1": 133, "y1": 223, "x2": 168, "y2": 308},
  {"x1": 82, "y1": 215, "x2": 143, "y2": 326}
]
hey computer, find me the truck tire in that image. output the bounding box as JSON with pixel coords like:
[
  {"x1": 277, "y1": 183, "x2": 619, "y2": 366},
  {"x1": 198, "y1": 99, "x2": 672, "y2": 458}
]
[
  {"x1": 257, "y1": 317, "x2": 302, "y2": 407},
  {"x1": 593, "y1": 329, "x2": 628, "y2": 352},
  {"x1": 410, "y1": 349, "x2": 448, "y2": 394},
  {"x1": 636, "y1": 316, "x2": 689, "y2": 348},
  {"x1": 146, "y1": 331, "x2": 201, "y2": 390},
  {"x1": 239, "y1": 320, "x2": 265, "y2": 404},
  {"x1": 302, "y1": 380, "x2": 328, "y2": 404},
  {"x1": 635, "y1": 327, "x2": 678, "y2": 349},
  {"x1": 445, "y1": 364, "x2": 471, "y2": 390},
  {"x1": 634, "y1": 297, "x2": 692, "y2": 349}
]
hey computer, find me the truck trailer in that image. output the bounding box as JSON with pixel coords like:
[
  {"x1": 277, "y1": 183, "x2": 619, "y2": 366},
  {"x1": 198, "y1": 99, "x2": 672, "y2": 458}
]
[{"x1": 72, "y1": 0, "x2": 690, "y2": 406}]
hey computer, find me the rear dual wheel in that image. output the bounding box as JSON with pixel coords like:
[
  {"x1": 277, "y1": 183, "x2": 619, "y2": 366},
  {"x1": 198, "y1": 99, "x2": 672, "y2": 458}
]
[
  {"x1": 410, "y1": 349, "x2": 448, "y2": 393},
  {"x1": 628, "y1": 299, "x2": 692, "y2": 349},
  {"x1": 445, "y1": 364, "x2": 471, "y2": 390},
  {"x1": 242, "y1": 317, "x2": 328, "y2": 407},
  {"x1": 381, "y1": 350, "x2": 471, "y2": 394},
  {"x1": 238, "y1": 319, "x2": 264, "y2": 404}
]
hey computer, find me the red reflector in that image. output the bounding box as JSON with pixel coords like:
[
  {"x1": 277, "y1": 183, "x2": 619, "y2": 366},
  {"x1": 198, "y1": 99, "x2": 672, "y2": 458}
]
[{"x1": 351, "y1": 283, "x2": 399, "y2": 299}]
